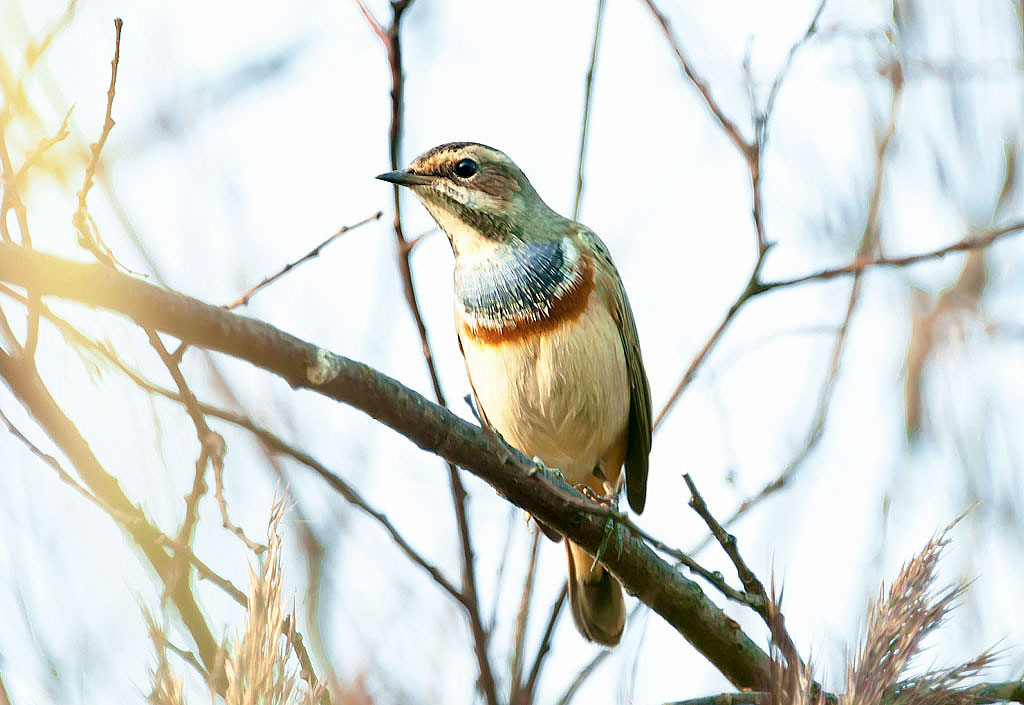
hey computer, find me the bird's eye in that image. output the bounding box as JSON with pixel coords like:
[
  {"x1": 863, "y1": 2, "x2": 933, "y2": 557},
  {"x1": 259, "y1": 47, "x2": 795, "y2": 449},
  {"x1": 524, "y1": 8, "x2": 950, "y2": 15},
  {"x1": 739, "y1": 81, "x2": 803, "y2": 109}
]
[{"x1": 453, "y1": 158, "x2": 478, "y2": 178}]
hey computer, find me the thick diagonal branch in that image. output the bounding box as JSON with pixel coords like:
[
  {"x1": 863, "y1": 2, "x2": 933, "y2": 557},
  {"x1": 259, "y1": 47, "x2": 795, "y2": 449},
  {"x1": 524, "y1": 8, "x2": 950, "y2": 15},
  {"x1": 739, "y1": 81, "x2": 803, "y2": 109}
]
[{"x1": 0, "y1": 242, "x2": 773, "y2": 690}]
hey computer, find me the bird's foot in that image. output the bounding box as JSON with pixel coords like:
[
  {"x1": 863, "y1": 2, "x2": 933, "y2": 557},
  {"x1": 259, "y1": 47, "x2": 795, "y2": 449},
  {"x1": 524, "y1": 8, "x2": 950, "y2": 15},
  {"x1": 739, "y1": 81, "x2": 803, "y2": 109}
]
[
  {"x1": 591, "y1": 494, "x2": 622, "y2": 569},
  {"x1": 574, "y1": 483, "x2": 614, "y2": 507},
  {"x1": 529, "y1": 456, "x2": 564, "y2": 481}
]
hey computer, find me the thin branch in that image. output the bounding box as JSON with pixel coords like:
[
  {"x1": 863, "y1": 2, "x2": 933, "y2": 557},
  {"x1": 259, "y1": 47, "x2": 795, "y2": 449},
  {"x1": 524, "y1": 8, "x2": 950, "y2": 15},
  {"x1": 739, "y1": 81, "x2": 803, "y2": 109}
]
[
  {"x1": 0, "y1": 406, "x2": 107, "y2": 512},
  {"x1": 692, "y1": 277, "x2": 859, "y2": 552},
  {"x1": 653, "y1": 218, "x2": 1024, "y2": 432},
  {"x1": 572, "y1": 0, "x2": 606, "y2": 221},
  {"x1": 758, "y1": 221, "x2": 1024, "y2": 292},
  {"x1": 15, "y1": 106, "x2": 73, "y2": 181},
  {"x1": 552, "y1": 601, "x2": 646, "y2": 705},
  {"x1": 2, "y1": 395, "x2": 248, "y2": 610},
  {"x1": 0, "y1": 283, "x2": 468, "y2": 608},
  {"x1": 654, "y1": 248, "x2": 770, "y2": 431},
  {"x1": 683, "y1": 474, "x2": 769, "y2": 615},
  {"x1": 520, "y1": 582, "x2": 568, "y2": 704},
  {"x1": 649, "y1": 0, "x2": 829, "y2": 429},
  {"x1": 72, "y1": 18, "x2": 125, "y2": 267},
  {"x1": 509, "y1": 530, "x2": 541, "y2": 704},
  {"x1": 0, "y1": 351, "x2": 222, "y2": 681},
  {"x1": 555, "y1": 648, "x2": 613, "y2": 705},
  {"x1": 692, "y1": 57, "x2": 904, "y2": 548},
  {"x1": 760, "y1": 0, "x2": 828, "y2": 142},
  {"x1": 224, "y1": 211, "x2": 382, "y2": 309},
  {"x1": 355, "y1": 3, "x2": 498, "y2": 703},
  {"x1": 151, "y1": 328, "x2": 262, "y2": 554},
  {"x1": 640, "y1": 0, "x2": 749, "y2": 154},
  {"x1": 487, "y1": 507, "x2": 519, "y2": 631},
  {"x1": 0, "y1": 114, "x2": 40, "y2": 358}
]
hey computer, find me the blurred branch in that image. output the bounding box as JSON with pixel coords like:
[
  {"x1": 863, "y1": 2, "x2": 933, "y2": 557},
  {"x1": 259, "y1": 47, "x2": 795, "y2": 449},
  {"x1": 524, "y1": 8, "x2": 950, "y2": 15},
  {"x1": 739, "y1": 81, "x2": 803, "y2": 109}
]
[
  {"x1": 552, "y1": 601, "x2": 645, "y2": 705},
  {"x1": 72, "y1": 18, "x2": 125, "y2": 267},
  {"x1": 0, "y1": 671, "x2": 10, "y2": 705},
  {"x1": 519, "y1": 582, "x2": 568, "y2": 705},
  {"x1": 640, "y1": 0, "x2": 748, "y2": 153},
  {"x1": 0, "y1": 242, "x2": 775, "y2": 690},
  {"x1": 0, "y1": 111, "x2": 41, "y2": 358},
  {"x1": 509, "y1": 531, "x2": 541, "y2": 704},
  {"x1": 1, "y1": 387, "x2": 246, "y2": 607},
  {"x1": 224, "y1": 211, "x2": 383, "y2": 310},
  {"x1": 755, "y1": 222, "x2": 1023, "y2": 292},
  {"x1": 695, "y1": 279, "x2": 858, "y2": 550},
  {"x1": 653, "y1": 213, "x2": 1024, "y2": 432},
  {"x1": 572, "y1": 0, "x2": 606, "y2": 220},
  {"x1": 760, "y1": 0, "x2": 827, "y2": 141},
  {"x1": 355, "y1": 3, "x2": 498, "y2": 704},
  {"x1": 0, "y1": 281, "x2": 469, "y2": 610},
  {"x1": 0, "y1": 350, "x2": 223, "y2": 682},
  {"x1": 694, "y1": 62, "x2": 903, "y2": 545},
  {"x1": 649, "y1": 2, "x2": 827, "y2": 429},
  {"x1": 653, "y1": 247, "x2": 769, "y2": 430},
  {"x1": 554, "y1": 649, "x2": 613, "y2": 705},
  {"x1": 0, "y1": 406, "x2": 106, "y2": 511}
]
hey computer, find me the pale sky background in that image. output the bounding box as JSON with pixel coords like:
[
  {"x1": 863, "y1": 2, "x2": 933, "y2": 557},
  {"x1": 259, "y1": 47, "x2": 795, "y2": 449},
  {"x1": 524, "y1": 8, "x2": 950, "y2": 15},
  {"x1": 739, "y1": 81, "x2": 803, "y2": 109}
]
[{"x1": 1, "y1": 0, "x2": 1023, "y2": 704}]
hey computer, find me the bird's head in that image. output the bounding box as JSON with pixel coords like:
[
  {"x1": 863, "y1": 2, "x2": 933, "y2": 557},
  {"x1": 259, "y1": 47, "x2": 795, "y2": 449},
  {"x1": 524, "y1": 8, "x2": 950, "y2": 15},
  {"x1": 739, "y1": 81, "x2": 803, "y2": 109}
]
[{"x1": 377, "y1": 142, "x2": 563, "y2": 256}]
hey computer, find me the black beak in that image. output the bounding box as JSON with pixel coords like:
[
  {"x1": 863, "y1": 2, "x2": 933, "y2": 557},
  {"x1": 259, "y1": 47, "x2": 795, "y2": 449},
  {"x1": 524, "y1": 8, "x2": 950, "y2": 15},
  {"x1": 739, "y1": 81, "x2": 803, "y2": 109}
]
[{"x1": 376, "y1": 169, "x2": 434, "y2": 186}]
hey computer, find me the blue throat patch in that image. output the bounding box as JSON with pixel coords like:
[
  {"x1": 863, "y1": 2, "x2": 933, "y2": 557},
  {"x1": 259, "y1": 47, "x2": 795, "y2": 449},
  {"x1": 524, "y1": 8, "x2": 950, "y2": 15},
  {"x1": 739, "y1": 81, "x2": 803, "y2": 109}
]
[{"x1": 454, "y1": 240, "x2": 575, "y2": 324}]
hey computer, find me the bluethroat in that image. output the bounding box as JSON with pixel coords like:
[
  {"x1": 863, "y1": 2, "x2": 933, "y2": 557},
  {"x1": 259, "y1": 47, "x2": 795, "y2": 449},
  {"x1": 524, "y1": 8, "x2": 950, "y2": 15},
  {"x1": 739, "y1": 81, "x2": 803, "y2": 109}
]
[{"x1": 378, "y1": 142, "x2": 652, "y2": 647}]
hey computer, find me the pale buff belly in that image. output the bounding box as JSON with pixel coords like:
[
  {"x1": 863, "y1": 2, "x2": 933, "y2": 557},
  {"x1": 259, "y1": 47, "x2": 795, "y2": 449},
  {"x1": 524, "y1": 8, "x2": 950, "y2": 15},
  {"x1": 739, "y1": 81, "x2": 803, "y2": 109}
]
[{"x1": 459, "y1": 298, "x2": 630, "y2": 485}]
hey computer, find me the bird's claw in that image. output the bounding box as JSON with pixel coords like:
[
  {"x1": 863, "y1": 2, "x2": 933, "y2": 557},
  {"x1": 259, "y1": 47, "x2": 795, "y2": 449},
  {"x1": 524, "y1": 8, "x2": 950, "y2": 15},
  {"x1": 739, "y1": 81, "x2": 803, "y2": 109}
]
[
  {"x1": 529, "y1": 456, "x2": 564, "y2": 481},
  {"x1": 574, "y1": 483, "x2": 614, "y2": 507},
  {"x1": 592, "y1": 494, "x2": 622, "y2": 570}
]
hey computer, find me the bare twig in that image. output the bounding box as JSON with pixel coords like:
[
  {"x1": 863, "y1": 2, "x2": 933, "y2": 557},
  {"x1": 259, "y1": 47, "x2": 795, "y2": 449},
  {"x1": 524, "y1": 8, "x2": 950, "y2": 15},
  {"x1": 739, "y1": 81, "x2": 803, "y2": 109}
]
[
  {"x1": 650, "y1": 1, "x2": 830, "y2": 429},
  {"x1": 73, "y1": 18, "x2": 127, "y2": 268},
  {"x1": 757, "y1": 221, "x2": 1024, "y2": 292},
  {"x1": 693, "y1": 279, "x2": 859, "y2": 551},
  {"x1": 0, "y1": 405, "x2": 107, "y2": 512},
  {"x1": 650, "y1": 190, "x2": 1024, "y2": 437},
  {"x1": 0, "y1": 352, "x2": 222, "y2": 681},
  {"x1": 224, "y1": 211, "x2": 382, "y2": 309},
  {"x1": 683, "y1": 474, "x2": 768, "y2": 612},
  {"x1": 509, "y1": 531, "x2": 541, "y2": 704},
  {"x1": 640, "y1": 0, "x2": 748, "y2": 153},
  {"x1": 654, "y1": 248, "x2": 770, "y2": 431},
  {"x1": 760, "y1": 0, "x2": 828, "y2": 142},
  {"x1": 0, "y1": 117, "x2": 40, "y2": 357},
  {"x1": 555, "y1": 648, "x2": 613, "y2": 705},
  {"x1": 552, "y1": 601, "x2": 645, "y2": 705},
  {"x1": 572, "y1": 0, "x2": 606, "y2": 220},
  {"x1": 15, "y1": 107, "x2": 73, "y2": 181},
  {"x1": 692, "y1": 56, "x2": 904, "y2": 547},
  {"x1": 0, "y1": 283, "x2": 468, "y2": 609},
  {"x1": 520, "y1": 582, "x2": 568, "y2": 704},
  {"x1": 355, "y1": 3, "x2": 498, "y2": 703}
]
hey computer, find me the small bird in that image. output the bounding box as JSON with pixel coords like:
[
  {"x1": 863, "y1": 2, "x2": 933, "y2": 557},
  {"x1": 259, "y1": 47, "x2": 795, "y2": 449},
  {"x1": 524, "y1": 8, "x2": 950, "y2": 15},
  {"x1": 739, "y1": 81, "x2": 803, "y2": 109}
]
[{"x1": 378, "y1": 142, "x2": 651, "y2": 647}]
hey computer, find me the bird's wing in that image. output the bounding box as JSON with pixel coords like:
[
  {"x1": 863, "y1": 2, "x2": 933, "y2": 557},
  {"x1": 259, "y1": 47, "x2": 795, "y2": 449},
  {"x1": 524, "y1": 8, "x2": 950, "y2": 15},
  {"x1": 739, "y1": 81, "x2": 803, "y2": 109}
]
[{"x1": 577, "y1": 227, "x2": 652, "y2": 514}]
